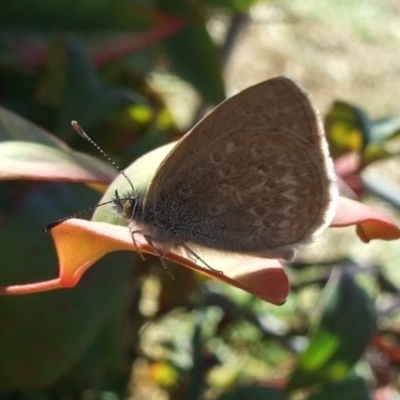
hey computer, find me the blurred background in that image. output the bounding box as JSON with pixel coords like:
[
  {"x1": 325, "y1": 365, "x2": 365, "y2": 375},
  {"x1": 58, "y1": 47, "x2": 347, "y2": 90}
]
[{"x1": 0, "y1": 1, "x2": 400, "y2": 399}]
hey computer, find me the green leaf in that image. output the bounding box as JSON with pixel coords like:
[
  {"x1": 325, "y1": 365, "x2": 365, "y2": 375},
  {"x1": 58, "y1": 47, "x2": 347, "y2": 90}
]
[
  {"x1": 0, "y1": 106, "x2": 133, "y2": 388},
  {"x1": 0, "y1": 182, "x2": 134, "y2": 388},
  {"x1": 325, "y1": 101, "x2": 371, "y2": 154},
  {"x1": 308, "y1": 376, "x2": 371, "y2": 400},
  {"x1": 0, "y1": 108, "x2": 116, "y2": 185},
  {"x1": 0, "y1": 106, "x2": 65, "y2": 148},
  {"x1": 362, "y1": 117, "x2": 400, "y2": 163},
  {"x1": 288, "y1": 271, "x2": 376, "y2": 390},
  {"x1": 369, "y1": 116, "x2": 400, "y2": 144},
  {"x1": 217, "y1": 385, "x2": 288, "y2": 400},
  {"x1": 36, "y1": 38, "x2": 140, "y2": 139},
  {"x1": 186, "y1": 323, "x2": 207, "y2": 400},
  {"x1": 0, "y1": 141, "x2": 116, "y2": 184},
  {"x1": 93, "y1": 142, "x2": 177, "y2": 225},
  {"x1": 0, "y1": 65, "x2": 39, "y2": 118},
  {"x1": 156, "y1": 0, "x2": 225, "y2": 104},
  {"x1": 0, "y1": 0, "x2": 155, "y2": 32},
  {"x1": 201, "y1": 0, "x2": 262, "y2": 12}
]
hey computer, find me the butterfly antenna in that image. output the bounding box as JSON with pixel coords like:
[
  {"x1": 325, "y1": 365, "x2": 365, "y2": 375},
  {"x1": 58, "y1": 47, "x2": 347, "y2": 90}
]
[
  {"x1": 71, "y1": 120, "x2": 135, "y2": 193},
  {"x1": 42, "y1": 198, "x2": 116, "y2": 232},
  {"x1": 43, "y1": 121, "x2": 135, "y2": 232}
]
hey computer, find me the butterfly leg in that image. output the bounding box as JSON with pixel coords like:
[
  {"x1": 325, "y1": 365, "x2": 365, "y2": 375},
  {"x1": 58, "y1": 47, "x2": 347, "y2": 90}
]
[
  {"x1": 130, "y1": 229, "x2": 147, "y2": 261},
  {"x1": 181, "y1": 244, "x2": 223, "y2": 274},
  {"x1": 144, "y1": 235, "x2": 175, "y2": 281}
]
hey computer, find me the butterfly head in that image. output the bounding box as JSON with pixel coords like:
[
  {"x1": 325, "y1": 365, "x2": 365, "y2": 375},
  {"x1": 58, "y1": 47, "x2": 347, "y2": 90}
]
[{"x1": 112, "y1": 189, "x2": 141, "y2": 222}]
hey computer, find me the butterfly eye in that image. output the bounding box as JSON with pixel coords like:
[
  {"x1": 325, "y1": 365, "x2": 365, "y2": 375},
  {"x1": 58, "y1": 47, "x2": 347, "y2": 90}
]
[{"x1": 122, "y1": 198, "x2": 137, "y2": 219}]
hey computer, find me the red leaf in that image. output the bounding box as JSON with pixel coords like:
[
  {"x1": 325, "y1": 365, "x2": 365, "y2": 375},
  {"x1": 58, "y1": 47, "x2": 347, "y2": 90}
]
[
  {"x1": 332, "y1": 197, "x2": 400, "y2": 242},
  {"x1": 0, "y1": 141, "x2": 117, "y2": 187},
  {"x1": 2, "y1": 195, "x2": 399, "y2": 303},
  {"x1": 0, "y1": 219, "x2": 289, "y2": 305}
]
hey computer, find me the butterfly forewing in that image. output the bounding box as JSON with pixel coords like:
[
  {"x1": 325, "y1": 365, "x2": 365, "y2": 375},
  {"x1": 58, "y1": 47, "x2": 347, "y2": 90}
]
[{"x1": 140, "y1": 77, "x2": 337, "y2": 259}]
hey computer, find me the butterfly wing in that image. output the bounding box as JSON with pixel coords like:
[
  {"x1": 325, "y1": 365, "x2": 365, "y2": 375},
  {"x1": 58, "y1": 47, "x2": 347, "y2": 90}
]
[{"x1": 142, "y1": 77, "x2": 337, "y2": 259}]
